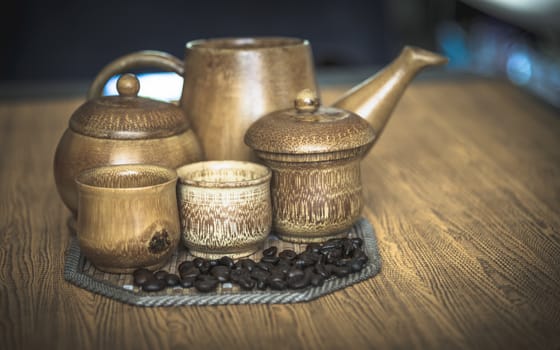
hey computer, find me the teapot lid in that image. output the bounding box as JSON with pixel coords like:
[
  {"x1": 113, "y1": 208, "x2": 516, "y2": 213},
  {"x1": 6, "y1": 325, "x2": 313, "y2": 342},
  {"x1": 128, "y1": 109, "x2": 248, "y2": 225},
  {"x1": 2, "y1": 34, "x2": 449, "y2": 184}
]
[
  {"x1": 245, "y1": 89, "x2": 375, "y2": 155},
  {"x1": 69, "y1": 74, "x2": 190, "y2": 140}
]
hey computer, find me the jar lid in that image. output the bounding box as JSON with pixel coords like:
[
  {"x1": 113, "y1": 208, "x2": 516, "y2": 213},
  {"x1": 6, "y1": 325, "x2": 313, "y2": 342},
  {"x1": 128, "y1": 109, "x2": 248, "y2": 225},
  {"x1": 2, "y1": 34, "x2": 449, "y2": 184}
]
[
  {"x1": 244, "y1": 89, "x2": 375, "y2": 155},
  {"x1": 69, "y1": 74, "x2": 190, "y2": 139}
]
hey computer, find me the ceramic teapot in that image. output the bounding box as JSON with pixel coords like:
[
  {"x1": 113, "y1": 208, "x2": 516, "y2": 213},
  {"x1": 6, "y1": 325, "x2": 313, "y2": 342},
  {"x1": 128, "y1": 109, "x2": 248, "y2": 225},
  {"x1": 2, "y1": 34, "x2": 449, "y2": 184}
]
[
  {"x1": 86, "y1": 37, "x2": 447, "y2": 161},
  {"x1": 54, "y1": 74, "x2": 203, "y2": 218}
]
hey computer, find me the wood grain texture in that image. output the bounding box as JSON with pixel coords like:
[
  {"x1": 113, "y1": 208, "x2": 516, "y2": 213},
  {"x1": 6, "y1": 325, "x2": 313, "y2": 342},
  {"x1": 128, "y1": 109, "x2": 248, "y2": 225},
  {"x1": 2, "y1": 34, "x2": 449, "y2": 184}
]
[
  {"x1": 267, "y1": 159, "x2": 364, "y2": 241},
  {"x1": 177, "y1": 161, "x2": 272, "y2": 259},
  {"x1": 1, "y1": 78, "x2": 560, "y2": 350}
]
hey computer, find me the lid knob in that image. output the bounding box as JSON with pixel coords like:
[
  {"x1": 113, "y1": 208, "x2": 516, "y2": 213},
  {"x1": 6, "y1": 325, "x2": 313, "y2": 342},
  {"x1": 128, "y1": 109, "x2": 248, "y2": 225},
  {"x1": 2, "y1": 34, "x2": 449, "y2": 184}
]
[
  {"x1": 295, "y1": 89, "x2": 320, "y2": 113},
  {"x1": 117, "y1": 73, "x2": 140, "y2": 97}
]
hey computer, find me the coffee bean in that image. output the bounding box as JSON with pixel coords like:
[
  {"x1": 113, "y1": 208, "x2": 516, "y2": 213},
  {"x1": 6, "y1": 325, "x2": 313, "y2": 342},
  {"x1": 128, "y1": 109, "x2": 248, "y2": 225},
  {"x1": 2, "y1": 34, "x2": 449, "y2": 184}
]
[
  {"x1": 333, "y1": 265, "x2": 351, "y2": 277},
  {"x1": 293, "y1": 257, "x2": 314, "y2": 268},
  {"x1": 277, "y1": 258, "x2": 292, "y2": 267},
  {"x1": 276, "y1": 258, "x2": 292, "y2": 268},
  {"x1": 180, "y1": 277, "x2": 195, "y2": 288},
  {"x1": 310, "y1": 273, "x2": 325, "y2": 287},
  {"x1": 271, "y1": 265, "x2": 289, "y2": 275},
  {"x1": 209, "y1": 265, "x2": 230, "y2": 282},
  {"x1": 180, "y1": 266, "x2": 200, "y2": 279},
  {"x1": 279, "y1": 249, "x2": 297, "y2": 260},
  {"x1": 154, "y1": 270, "x2": 168, "y2": 280},
  {"x1": 356, "y1": 253, "x2": 366, "y2": 262},
  {"x1": 297, "y1": 251, "x2": 311, "y2": 259},
  {"x1": 178, "y1": 261, "x2": 194, "y2": 274},
  {"x1": 326, "y1": 249, "x2": 342, "y2": 264},
  {"x1": 287, "y1": 267, "x2": 305, "y2": 279},
  {"x1": 256, "y1": 279, "x2": 268, "y2": 290},
  {"x1": 238, "y1": 277, "x2": 255, "y2": 290},
  {"x1": 193, "y1": 257, "x2": 205, "y2": 268},
  {"x1": 321, "y1": 238, "x2": 342, "y2": 252},
  {"x1": 342, "y1": 239, "x2": 354, "y2": 257},
  {"x1": 331, "y1": 248, "x2": 343, "y2": 259},
  {"x1": 304, "y1": 266, "x2": 315, "y2": 276},
  {"x1": 335, "y1": 258, "x2": 352, "y2": 267},
  {"x1": 218, "y1": 256, "x2": 234, "y2": 268},
  {"x1": 267, "y1": 275, "x2": 287, "y2": 290},
  {"x1": 308, "y1": 252, "x2": 323, "y2": 262},
  {"x1": 352, "y1": 249, "x2": 367, "y2": 259},
  {"x1": 350, "y1": 258, "x2": 366, "y2": 272},
  {"x1": 199, "y1": 260, "x2": 212, "y2": 273},
  {"x1": 164, "y1": 273, "x2": 180, "y2": 286},
  {"x1": 133, "y1": 274, "x2": 151, "y2": 286},
  {"x1": 237, "y1": 259, "x2": 255, "y2": 272},
  {"x1": 261, "y1": 256, "x2": 279, "y2": 264},
  {"x1": 351, "y1": 237, "x2": 363, "y2": 249},
  {"x1": 251, "y1": 268, "x2": 270, "y2": 281},
  {"x1": 194, "y1": 277, "x2": 219, "y2": 293},
  {"x1": 141, "y1": 278, "x2": 166, "y2": 292},
  {"x1": 357, "y1": 254, "x2": 369, "y2": 265},
  {"x1": 314, "y1": 263, "x2": 330, "y2": 278},
  {"x1": 262, "y1": 246, "x2": 278, "y2": 257},
  {"x1": 352, "y1": 251, "x2": 369, "y2": 266},
  {"x1": 133, "y1": 268, "x2": 152, "y2": 286},
  {"x1": 230, "y1": 268, "x2": 249, "y2": 282},
  {"x1": 256, "y1": 261, "x2": 273, "y2": 272},
  {"x1": 325, "y1": 264, "x2": 336, "y2": 275},
  {"x1": 305, "y1": 243, "x2": 321, "y2": 254},
  {"x1": 287, "y1": 275, "x2": 310, "y2": 289},
  {"x1": 196, "y1": 274, "x2": 214, "y2": 283},
  {"x1": 269, "y1": 270, "x2": 285, "y2": 279}
]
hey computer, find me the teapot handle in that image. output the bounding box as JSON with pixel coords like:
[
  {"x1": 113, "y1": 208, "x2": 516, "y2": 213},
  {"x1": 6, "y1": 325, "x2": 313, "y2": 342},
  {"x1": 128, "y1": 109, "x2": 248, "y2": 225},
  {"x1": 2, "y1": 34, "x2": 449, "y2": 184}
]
[{"x1": 86, "y1": 50, "x2": 184, "y2": 100}]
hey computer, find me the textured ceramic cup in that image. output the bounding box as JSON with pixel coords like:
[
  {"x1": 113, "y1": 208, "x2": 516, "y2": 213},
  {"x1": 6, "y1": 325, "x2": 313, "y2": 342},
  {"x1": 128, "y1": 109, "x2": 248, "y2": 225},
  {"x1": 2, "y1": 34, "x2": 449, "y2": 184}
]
[
  {"x1": 75, "y1": 164, "x2": 180, "y2": 273},
  {"x1": 177, "y1": 161, "x2": 272, "y2": 259}
]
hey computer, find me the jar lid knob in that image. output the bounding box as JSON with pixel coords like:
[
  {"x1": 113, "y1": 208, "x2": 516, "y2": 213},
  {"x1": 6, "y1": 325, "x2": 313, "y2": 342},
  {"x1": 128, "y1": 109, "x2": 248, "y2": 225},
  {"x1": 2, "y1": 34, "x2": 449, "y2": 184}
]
[
  {"x1": 116, "y1": 73, "x2": 140, "y2": 97},
  {"x1": 295, "y1": 89, "x2": 320, "y2": 113}
]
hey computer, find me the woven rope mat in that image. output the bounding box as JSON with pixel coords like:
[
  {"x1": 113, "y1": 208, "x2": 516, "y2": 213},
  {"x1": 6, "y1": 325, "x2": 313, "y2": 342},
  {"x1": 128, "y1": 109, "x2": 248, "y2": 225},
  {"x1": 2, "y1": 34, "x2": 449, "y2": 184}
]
[{"x1": 64, "y1": 217, "x2": 381, "y2": 307}]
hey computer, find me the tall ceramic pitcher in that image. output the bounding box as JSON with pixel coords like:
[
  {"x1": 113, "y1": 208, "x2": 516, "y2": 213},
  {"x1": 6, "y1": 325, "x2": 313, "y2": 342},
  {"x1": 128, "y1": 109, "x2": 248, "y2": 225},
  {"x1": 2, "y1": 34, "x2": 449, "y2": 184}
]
[{"x1": 87, "y1": 37, "x2": 318, "y2": 161}]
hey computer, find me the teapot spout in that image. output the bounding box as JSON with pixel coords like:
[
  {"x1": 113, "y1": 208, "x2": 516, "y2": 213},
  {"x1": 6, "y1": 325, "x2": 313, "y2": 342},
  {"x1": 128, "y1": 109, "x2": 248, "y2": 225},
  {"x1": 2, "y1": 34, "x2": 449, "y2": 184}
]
[{"x1": 332, "y1": 46, "x2": 448, "y2": 140}]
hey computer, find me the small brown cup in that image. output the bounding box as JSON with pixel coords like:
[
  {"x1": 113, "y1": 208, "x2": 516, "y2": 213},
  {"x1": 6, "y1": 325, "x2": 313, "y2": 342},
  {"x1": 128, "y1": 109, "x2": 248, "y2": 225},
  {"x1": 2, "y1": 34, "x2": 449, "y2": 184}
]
[
  {"x1": 177, "y1": 161, "x2": 272, "y2": 259},
  {"x1": 75, "y1": 164, "x2": 180, "y2": 273}
]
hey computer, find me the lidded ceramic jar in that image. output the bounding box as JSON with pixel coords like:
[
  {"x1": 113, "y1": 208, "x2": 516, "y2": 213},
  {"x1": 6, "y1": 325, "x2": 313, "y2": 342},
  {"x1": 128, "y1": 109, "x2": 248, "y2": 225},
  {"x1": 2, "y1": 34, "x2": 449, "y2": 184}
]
[
  {"x1": 54, "y1": 74, "x2": 203, "y2": 218},
  {"x1": 245, "y1": 89, "x2": 375, "y2": 242}
]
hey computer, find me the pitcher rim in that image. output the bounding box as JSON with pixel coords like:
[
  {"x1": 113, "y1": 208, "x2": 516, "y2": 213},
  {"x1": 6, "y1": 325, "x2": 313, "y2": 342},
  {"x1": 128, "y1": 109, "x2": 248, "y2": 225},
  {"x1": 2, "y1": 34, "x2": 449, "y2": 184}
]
[{"x1": 186, "y1": 37, "x2": 309, "y2": 51}]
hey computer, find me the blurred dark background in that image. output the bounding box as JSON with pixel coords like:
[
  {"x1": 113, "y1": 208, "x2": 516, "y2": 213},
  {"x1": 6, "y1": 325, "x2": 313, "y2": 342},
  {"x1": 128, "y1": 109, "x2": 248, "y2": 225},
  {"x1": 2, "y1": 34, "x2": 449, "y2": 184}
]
[{"x1": 1, "y1": 0, "x2": 559, "y2": 106}]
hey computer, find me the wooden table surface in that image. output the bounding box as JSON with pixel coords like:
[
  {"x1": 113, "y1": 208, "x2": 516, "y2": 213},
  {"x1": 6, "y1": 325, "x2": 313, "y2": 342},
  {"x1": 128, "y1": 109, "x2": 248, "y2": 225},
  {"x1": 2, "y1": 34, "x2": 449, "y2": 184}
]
[{"x1": 1, "y1": 77, "x2": 559, "y2": 350}]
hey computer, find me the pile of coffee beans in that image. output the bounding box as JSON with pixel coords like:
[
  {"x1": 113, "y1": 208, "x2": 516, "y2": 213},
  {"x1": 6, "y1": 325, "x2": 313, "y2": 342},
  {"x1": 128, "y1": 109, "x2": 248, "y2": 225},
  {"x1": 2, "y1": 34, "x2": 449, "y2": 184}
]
[{"x1": 133, "y1": 237, "x2": 368, "y2": 293}]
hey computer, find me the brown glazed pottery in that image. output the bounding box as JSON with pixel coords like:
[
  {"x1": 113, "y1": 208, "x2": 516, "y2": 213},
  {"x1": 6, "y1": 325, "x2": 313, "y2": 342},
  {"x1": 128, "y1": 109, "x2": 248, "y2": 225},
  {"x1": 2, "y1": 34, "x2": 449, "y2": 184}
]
[
  {"x1": 87, "y1": 37, "x2": 317, "y2": 161},
  {"x1": 54, "y1": 74, "x2": 203, "y2": 218},
  {"x1": 75, "y1": 164, "x2": 180, "y2": 273},
  {"x1": 176, "y1": 161, "x2": 272, "y2": 259},
  {"x1": 245, "y1": 89, "x2": 375, "y2": 242}
]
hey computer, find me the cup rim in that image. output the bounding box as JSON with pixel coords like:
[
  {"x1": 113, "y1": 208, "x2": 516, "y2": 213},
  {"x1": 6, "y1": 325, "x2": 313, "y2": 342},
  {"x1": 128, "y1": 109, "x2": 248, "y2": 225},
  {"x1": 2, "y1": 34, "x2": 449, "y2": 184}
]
[
  {"x1": 75, "y1": 164, "x2": 178, "y2": 191},
  {"x1": 177, "y1": 161, "x2": 271, "y2": 188},
  {"x1": 186, "y1": 37, "x2": 309, "y2": 51}
]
